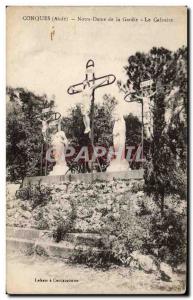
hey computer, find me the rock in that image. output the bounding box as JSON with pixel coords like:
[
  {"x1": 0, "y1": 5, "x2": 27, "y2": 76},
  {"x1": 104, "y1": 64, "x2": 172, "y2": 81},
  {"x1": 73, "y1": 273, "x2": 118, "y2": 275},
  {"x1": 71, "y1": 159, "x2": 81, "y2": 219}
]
[
  {"x1": 115, "y1": 203, "x2": 120, "y2": 209},
  {"x1": 107, "y1": 199, "x2": 113, "y2": 205},
  {"x1": 14, "y1": 212, "x2": 21, "y2": 219},
  {"x1": 91, "y1": 211, "x2": 102, "y2": 221},
  {"x1": 77, "y1": 207, "x2": 92, "y2": 219},
  {"x1": 129, "y1": 259, "x2": 139, "y2": 268},
  {"x1": 107, "y1": 205, "x2": 112, "y2": 211},
  {"x1": 7, "y1": 210, "x2": 15, "y2": 217},
  {"x1": 157, "y1": 262, "x2": 173, "y2": 282},
  {"x1": 90, "y1": 223, "x2": 102, "y2": 232},
  {"x1": 7, "y1": 201, "x2": 15, "y2": 209},
  {"x1": 152, "y1": 248, "x2": 159, "y2": 256},
  {"x1": 159, "y1": 270, "x2": 171, "y2": 282},
  {"x1": 34, "y1": 244, "x2": 49, "y2": 257},
  {"x1": 160, "y1": 262, "x2": 173, "y2": 278},
  {"x1": 112, "y1": 213, "x2": 120, "y2": 220},
  {"x1": 115, "y1": 195, "x2": 123, "y2": 202},
  {"x1": 175, "y1": 263, "x2": 186, "y2": 274},
  {"x1": 130, "y1": 251, "x2": 158, "y2": 273},
  {"x1": 136, "y1": 191, "x2": 144, "y2": 197},
  {"x1": 7, "y1": 216, "x2": 15, "y2": 226},
  {"x1": 121, "y1": 205, "x2": 128, "y2": 211},
  {"x1": 112, "y1": 207, "x2": 118, "y2": 213},
  {"x1": 21, "y1": 211, "x2": 32, "y2": 219},
  {"x1": 96, "y1": 204, "x2": 105, "y2": 211},
  {"x1": 74, "y1": 220, "x2": 89, "y2": 232},
  {"x1": 7, "y1": 183, "x2": 21, "y2": 197}
]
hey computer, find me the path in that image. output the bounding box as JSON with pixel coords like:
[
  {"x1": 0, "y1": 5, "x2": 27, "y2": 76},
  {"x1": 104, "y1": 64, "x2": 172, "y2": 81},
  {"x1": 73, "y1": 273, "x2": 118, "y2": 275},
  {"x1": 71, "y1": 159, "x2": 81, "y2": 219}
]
[{"x1": 6, "y1": 253, "x2": 185, "y2": 294}]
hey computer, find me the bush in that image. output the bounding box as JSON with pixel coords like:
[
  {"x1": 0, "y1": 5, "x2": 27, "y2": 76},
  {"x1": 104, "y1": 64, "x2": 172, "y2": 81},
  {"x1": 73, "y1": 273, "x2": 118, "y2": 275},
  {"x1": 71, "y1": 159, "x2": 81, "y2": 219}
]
[
  {"x1": 53, "y1": 199, "x2": 76, "y2": 243},
  {"x1": 145, "y1": 208, "x2": 186, "y2": 267},
  {"x1": 16, "y1": 181, "x2": 52, "y2": 209},
  {"x1": 14, "y1": 180, "x2": 186, "y2": 268},
  {"x1": 127, "y1": 194, "x2": 186, "y2": 267},
  {"x1": 69, "y1": 245, "x2": 120, "y2": 270},
  {"x1": 89, "y1": 193, "x2": 186, "y2": 268}
]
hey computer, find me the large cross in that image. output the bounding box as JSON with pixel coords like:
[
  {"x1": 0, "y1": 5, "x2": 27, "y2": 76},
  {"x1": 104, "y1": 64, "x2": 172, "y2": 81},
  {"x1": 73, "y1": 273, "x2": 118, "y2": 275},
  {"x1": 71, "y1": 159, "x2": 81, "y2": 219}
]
[
  {"x1": 36, "y1": 107, "x2": 61, "y2": 176},
  {"x1": 67, "y1": 59, "x2": 116, "y2": 172},
  {"x1": 123, "y1": 79, "x2": 156, "y2": 168}
]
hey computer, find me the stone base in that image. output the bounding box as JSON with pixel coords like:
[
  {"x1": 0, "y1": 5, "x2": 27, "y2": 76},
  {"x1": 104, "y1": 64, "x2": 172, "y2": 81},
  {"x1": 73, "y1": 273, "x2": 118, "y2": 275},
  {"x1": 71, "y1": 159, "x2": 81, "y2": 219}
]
[
  {"x1": 23, "y1": 170, "x2": 144, "y2": 186},
  {"x1": 7, "y1": 226, "x2": 103, "y2": 259},
  {"x1": 107, "y1": 159, "x2": 131, "y2": 173},
  {"x1": 49, "y1": 164, "x2": 69, "y2": 176}
]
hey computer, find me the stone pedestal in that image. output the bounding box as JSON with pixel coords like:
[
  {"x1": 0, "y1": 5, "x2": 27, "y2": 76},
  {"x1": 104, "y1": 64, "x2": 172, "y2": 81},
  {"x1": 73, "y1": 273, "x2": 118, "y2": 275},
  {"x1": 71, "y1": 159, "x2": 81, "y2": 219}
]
[
  {"x1": 49, "y1": 162, "x2": 69, "y2": 176},
  {"x1": 23, "y1": 169, "x2": 144, "y2": 186},
  {"x1": 107, "y1": 158, "x2": 131, "y2": 173}
]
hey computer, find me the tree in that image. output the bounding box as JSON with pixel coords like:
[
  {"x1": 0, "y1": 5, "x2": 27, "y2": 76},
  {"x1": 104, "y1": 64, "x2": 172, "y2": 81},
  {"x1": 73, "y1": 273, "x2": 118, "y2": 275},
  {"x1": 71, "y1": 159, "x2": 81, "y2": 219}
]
[
  {"x1": 6, "y1": 87, "x2": 55, "y2": 182},
  {"x1": 124, "y1": 47, "x2": 187, "y2": 213},
  {"x1": 125, "y1": 113, "x2": 142, "y2": 169}
]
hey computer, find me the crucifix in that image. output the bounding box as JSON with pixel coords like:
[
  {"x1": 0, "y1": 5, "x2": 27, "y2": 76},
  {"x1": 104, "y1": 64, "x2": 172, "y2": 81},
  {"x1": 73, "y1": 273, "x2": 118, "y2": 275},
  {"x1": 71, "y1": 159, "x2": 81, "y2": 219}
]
[
  {"x1": 123, "y1": 79, "x2": 156, "y2": 168},
  {"x1": 67, "y1": 59, "x2": 116, "y2": 172},
  {"x1": 36, "y1": 108, "x2": 61, "y2": 176}
]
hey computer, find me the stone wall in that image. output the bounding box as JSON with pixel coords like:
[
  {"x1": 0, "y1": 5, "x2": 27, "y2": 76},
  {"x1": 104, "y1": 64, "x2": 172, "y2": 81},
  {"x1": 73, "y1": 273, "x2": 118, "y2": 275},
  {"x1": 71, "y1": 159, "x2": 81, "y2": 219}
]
[{"x1": 23, "y1": 170, "x2": 144, "y2": 186}]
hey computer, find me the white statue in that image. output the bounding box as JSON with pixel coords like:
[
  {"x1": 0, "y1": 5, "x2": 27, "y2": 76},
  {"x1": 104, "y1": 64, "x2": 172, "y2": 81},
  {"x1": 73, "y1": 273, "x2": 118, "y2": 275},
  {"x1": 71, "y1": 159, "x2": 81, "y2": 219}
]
[
  {"x1": 72, "y1": 78, "x2": 107, "y2": 134},
  {"x1": 107, "y1": 99, "x2": 131, "y2": 173},
  {"x1": 49, "y1": 120, "x2": 69, "y2": 176},
  {"x1": 37, "y1": 115, "x2": 53, "y2": 142},
  {"x1": 120, "y1": 80, "x2": 156, "y2": 140}
]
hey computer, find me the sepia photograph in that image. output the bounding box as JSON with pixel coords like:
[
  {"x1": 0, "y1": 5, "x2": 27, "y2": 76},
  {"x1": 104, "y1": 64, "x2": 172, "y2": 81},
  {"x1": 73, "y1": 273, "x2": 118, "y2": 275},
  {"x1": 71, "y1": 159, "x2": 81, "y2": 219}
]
[{"x1": 6, "y1": 6, "x2": 187, "y2": 294}]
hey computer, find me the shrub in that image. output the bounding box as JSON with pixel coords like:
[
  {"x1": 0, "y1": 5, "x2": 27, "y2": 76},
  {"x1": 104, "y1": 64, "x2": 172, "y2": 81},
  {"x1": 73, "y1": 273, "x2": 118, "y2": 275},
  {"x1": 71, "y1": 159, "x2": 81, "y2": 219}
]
[
  {"x1": 129, "y1": 195, "x2": 187, "y2": 267},
  {"x1": 16, "y1": 181, "x2": 52, "y2": 209},
  {"x1": 53, "y1": 199, "x2": 77, "y2": 243},
  {"x1": 91, "y1": 193, "x2": 186, "y2": 268},
  {"x1": 14, "y1": 180, "x2": 186, "y2": 268},
  {"x1": 69, "y1": 245, "x2": 120, "y2": 270},
  {"x1": 145, "y1": 208, "x2": 186, "y2": 267}
]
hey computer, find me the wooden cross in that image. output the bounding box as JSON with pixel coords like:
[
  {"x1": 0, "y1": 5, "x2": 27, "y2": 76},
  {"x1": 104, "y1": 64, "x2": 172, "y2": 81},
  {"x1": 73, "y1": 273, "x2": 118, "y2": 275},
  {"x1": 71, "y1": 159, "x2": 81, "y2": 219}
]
[{"x1": 67, "y1": 59, "x2": 116, "y2": 172}]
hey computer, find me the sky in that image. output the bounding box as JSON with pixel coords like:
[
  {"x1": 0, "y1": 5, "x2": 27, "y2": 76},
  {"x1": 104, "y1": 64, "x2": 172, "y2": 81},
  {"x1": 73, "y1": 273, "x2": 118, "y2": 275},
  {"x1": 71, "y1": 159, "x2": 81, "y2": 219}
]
[{"x1": 7, "y1": 6, "x2": 187, "y2": 119}]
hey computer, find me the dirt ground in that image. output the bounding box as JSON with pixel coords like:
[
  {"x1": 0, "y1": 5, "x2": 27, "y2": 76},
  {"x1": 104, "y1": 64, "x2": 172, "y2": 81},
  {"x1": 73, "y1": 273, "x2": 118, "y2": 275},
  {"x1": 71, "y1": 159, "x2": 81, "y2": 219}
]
[{"x1": 6, "y1": 252, "x2": 186, "y2": 295}]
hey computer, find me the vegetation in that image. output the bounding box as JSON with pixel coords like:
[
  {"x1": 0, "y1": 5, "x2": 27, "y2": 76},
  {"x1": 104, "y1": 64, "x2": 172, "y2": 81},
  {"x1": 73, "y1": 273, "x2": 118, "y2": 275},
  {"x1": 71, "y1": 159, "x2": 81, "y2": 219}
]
[
  {"x1": 6, "y1": 87, "x2": 55, "y2": 181},
  {"x1": 123, "y1": 46, "x2": 187, "y2": 212},
  {"x1": 9, "y1": 180, "x2": 186, "y2": 268},
  {"x1": 6, "y1": 46, "x2": 187, "y2": 272}
]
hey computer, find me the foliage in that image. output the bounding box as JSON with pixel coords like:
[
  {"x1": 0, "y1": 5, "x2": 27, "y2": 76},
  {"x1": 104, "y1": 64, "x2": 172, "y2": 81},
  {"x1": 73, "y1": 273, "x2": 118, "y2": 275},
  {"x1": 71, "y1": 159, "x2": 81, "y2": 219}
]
[
  {"x1": 62, "y1": 94, "x2": 116, "y2": 147},
  {"x1": 8, "y1": 179, "x2": 186, "y2": 268},
  {"x1": 97, "y1": 193, "x2": 186, "y2": 268},
  {"x1": 125, "y1": 113, "x2": 142, "y2": 169},
  {"x1": 62, "y1": 95, "x2": 116, "y2": 171},
  {"x1": 66, "y1": 183, "x2": 186, "y2": 268},
  {"x1": 53, "y1": 199, "x2": 76, "y2": 243},
  {"x1": 146, "y1": 209, "x2": 186, "y2": 267},
  {"x1": 62, "y1": 95, "x2": 142, "y2": 172},
  {"x1": 6, "y1": 86, "x2": 142, "y2": 177},
  {"x1": 15, "y1": 183, "x2": 77, "y2": 235},
  {"x1": 6, "y1": 87, "x2": 55, "y2": 181},
  {"x1": 16, "y1": 181, "x2": 52, "y2": 209},
  {"x1": 69, "y1": 246, "x2": 119, "y2": 270},
  {"x1": 124, "y1": 46, "x2": 187, "y2": 203}
]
